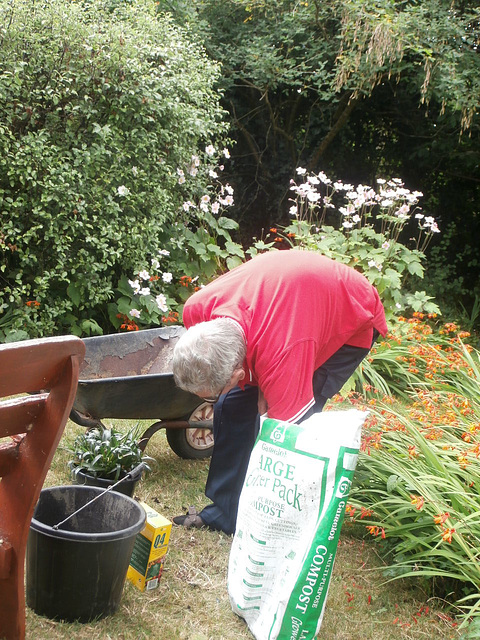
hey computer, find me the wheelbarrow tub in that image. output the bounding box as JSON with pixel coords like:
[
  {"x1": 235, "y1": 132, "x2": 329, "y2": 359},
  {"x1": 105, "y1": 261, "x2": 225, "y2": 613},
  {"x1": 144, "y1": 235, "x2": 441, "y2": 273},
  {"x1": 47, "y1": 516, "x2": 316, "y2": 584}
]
[{"x1": 73, "y1": 326, "x2": 203, "y2": 421}]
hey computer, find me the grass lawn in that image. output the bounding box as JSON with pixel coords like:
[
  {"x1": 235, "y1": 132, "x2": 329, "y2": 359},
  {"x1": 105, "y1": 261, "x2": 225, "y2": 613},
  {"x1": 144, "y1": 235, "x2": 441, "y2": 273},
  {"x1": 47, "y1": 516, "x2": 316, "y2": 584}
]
[{"x1": 25, "y1": 419, "x2": 463, "y2": 640}]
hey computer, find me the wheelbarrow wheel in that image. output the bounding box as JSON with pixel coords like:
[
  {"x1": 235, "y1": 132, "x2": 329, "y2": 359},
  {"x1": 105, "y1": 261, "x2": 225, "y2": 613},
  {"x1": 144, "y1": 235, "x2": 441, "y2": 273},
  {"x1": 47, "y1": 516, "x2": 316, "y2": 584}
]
[{"x1": 166, "y1": 402, "x2": 214, "y2": 459}]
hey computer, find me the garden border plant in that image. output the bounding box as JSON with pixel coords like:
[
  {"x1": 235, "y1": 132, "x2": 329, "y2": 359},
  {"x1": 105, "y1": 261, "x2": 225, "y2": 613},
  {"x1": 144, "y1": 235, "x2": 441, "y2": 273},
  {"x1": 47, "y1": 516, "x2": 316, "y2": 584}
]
[
  {"x1": 334, "y1": 315, "x2": 480, "y2": 628},
  {"x1": 262, "y1": 168, "x2": 441, "y2": 320}
]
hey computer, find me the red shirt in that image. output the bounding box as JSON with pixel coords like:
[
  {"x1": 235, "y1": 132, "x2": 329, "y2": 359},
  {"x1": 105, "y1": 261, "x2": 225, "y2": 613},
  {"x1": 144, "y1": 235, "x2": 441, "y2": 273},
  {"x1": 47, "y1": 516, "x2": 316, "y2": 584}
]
[{"x1": 182, "y1": 250, "x2": 387, "y2": 422}]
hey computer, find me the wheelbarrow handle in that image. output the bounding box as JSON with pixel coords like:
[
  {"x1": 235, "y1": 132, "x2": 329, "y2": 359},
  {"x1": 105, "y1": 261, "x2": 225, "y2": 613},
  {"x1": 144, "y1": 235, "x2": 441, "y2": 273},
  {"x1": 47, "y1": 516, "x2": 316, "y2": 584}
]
[{"x1": 137, "y1": 419, "x2": 213, "y2": 452}]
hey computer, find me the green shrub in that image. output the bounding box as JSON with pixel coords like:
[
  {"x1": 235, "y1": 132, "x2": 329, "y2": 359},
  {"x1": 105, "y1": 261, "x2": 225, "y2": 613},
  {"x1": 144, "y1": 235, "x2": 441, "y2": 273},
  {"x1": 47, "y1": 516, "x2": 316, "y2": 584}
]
[{"x1": 0, "y1": 0, "x2": 230, "y2": 340}]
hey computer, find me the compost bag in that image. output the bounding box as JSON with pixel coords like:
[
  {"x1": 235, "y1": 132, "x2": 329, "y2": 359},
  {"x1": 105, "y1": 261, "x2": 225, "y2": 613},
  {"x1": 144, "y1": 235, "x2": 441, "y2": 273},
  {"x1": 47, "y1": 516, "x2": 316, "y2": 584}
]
[{"x1": 228, "y1": 409, "x2": 367, "y2": 640}]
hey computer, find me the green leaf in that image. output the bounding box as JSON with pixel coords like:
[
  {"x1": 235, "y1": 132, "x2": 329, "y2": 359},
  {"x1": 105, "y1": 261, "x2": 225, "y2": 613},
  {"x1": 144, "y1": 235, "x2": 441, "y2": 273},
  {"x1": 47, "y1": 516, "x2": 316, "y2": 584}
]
[
  {"x1": 407, "y1": 261, "x2": 424, "y2": 277},
  {"x1": 387, "y1": 474, "x2": 400, "y2": 493},
  {"x1": 5, "y1": 329, "x2": 29, "y2": 342},
  {"x1": 216, "y1": 216, "x2": 239, "y2": 230},
  {"x1": 67, "y1": 282, "x2": 81, "y2": 307},
  {"x1": 226, "y1": 255, "x2": 243, "y2": 270}
]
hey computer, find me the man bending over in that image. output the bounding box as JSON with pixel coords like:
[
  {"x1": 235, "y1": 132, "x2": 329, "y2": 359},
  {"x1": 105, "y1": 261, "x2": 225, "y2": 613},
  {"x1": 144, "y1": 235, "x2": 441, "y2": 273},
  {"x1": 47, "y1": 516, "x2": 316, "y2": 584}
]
[{"x1": 171, "y1": 249, "x2": 387, "y2": 534}]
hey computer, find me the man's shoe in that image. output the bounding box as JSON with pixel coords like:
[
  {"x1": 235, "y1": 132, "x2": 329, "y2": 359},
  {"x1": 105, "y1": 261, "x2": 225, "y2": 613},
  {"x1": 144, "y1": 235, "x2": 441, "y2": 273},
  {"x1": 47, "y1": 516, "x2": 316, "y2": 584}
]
[{"x1": 173, "y1": 505, "x2": 205, "y2": 529}]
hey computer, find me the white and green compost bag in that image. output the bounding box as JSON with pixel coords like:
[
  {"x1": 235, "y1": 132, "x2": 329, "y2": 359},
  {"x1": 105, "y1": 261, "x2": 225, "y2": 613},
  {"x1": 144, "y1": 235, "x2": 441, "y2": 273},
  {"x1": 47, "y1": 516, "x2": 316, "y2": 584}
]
[{"x1": 228, "y1": 409, "x2": 367, "y2": 640}]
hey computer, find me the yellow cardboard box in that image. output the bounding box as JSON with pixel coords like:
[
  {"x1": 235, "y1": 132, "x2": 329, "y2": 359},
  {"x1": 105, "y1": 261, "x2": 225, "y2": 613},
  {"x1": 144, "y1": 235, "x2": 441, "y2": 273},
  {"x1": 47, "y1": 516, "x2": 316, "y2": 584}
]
[{"x1": 127, "y1": 502, "x2": 172, "y2": 592}]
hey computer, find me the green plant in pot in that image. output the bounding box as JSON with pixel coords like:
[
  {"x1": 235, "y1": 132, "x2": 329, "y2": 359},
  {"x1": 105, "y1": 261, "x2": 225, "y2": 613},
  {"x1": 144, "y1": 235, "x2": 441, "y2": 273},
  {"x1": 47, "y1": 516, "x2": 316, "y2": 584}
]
[{"x1": 68, "y1": 426, "x2": 152, "y2": 497}]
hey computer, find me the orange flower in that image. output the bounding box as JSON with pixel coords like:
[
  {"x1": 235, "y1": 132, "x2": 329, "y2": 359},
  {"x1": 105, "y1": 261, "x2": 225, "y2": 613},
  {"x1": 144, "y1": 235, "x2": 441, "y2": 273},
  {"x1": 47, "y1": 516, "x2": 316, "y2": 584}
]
[
  {"x1": 441, "y1": 527, "x2": 455, "y2": 543},
  {"x1": 360, "y1": 506, "x2": 373, "y2": 519},
  {"x1": 433, "y1": 512, "x2": 449, "y2": 525},
  {"x1": 26, "y1": 300, "x2": 40, "y2": 308},
  {"x1": 345, "y1": 504, "x2": 356, "y2": 518},
  {"x1": 269, "y1": 227, "x2": 277, "y2": 233},
  {"x1": 120, "y1": 317, "x2": 139, "y2": 331},
  {"x1": 410, "y1": 495, "x2": 424, "y2": 511},
  {"x1": 179, "y1": 275, "x2": 193, "y2": 287},
  {"x1": 366, "y1": 525, "x2": 385, "y2": 538},
  {"x1": 471, "y1": 443, "x2": 480, "y2": 458},
  {"x1": 457, "y1": 453, "x2": 469, "y2": 468},
  {"x1": 161, "y1": 311, "x2": 179, "y2": 324}
]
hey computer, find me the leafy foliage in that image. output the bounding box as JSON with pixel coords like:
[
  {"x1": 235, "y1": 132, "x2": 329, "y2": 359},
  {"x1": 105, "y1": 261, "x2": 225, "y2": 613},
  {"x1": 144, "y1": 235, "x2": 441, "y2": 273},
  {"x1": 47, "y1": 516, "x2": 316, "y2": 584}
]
[
  {"x1": 179, "y1": 0, "x2": 479, "y2": 207},
  {"x1": 265, "y1": 168, "x2": 441, "y2": 318},
  {"x1": 333, "y1": 315, "x2": 480, "y2": 626},
  {"x1": 68, "y1": 425, "x2": 151, "y2": 480},
  {"x1": 164, "y1": 0, "x2": 480, "y2": 324},
  {"x1": 108, "y1": 148, "x2": 245, "y2": 331},
  {"x1": 0, "y1": 0, "x2": 231, "y2": 339}
]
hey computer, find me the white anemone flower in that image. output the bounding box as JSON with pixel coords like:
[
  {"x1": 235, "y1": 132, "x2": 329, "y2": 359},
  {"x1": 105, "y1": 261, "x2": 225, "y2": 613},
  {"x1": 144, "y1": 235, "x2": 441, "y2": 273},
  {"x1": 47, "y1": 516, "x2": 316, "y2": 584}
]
[
  {"x1": 306, "y1": 190, "x2": 321, "y2": 202},
  {"x1": 155, "y1": 294, "x2": 168, "y2": 313},
  {"x1": 128, "y1": 279, "x2": 141, "y2": 294},
  {"x1": 317, "y1": 171, "x2": 332, "y2": 185}
]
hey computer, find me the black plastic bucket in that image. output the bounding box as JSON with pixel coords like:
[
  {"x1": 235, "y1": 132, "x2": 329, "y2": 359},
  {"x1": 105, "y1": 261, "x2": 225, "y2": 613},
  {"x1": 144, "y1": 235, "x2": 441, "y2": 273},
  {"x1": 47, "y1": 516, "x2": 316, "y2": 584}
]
[{"x1": 26, "y1": 485, "x2": 146, "y2": 622}]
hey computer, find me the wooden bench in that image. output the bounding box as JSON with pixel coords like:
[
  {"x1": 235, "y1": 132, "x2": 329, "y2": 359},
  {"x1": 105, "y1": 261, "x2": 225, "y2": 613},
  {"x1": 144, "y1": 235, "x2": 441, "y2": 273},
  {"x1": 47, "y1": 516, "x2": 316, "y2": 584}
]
[{"x1": 0, "y1": 336, "x2": 85, "y2": 640}]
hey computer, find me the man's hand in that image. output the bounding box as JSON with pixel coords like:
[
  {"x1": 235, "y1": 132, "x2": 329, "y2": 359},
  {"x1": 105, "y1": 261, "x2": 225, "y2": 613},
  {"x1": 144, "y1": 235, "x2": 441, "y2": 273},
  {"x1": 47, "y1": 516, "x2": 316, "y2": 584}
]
[{"x1": 257, "y1": 388, "x2": 268, "y2": 416}]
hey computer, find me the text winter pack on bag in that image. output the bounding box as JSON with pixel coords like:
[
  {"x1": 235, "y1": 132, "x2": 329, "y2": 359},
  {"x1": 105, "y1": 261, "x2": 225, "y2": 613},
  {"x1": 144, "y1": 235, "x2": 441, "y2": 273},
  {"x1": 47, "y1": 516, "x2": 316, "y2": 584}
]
[{"x1": 228, "y1": 409, "x2": 368, "y2": 640}]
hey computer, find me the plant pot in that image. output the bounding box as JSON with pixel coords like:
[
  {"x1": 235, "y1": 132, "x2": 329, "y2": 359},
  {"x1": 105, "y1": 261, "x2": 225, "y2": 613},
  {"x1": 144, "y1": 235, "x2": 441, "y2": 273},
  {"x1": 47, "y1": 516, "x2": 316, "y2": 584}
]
[
  {"x1": 72, "y1": 462, "x2": 145, "y2": 497},
  {"x1": 26, "y1": 485, "x2": 146, "y2": 622}
]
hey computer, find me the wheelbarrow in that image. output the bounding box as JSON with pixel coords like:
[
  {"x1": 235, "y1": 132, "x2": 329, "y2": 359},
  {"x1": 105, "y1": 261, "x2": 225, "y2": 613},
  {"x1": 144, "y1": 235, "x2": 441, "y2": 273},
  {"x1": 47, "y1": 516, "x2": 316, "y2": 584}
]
[{"x1": 69, "y1": 326, "x2": 214, "y2": 459}]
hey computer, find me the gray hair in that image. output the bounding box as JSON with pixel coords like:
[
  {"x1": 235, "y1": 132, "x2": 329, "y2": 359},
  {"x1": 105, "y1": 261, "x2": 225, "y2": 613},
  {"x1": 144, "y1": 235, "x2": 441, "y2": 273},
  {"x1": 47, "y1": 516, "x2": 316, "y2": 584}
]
[{"x1": 172, "y1": 318, "x2": 246, "y2": 395}]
